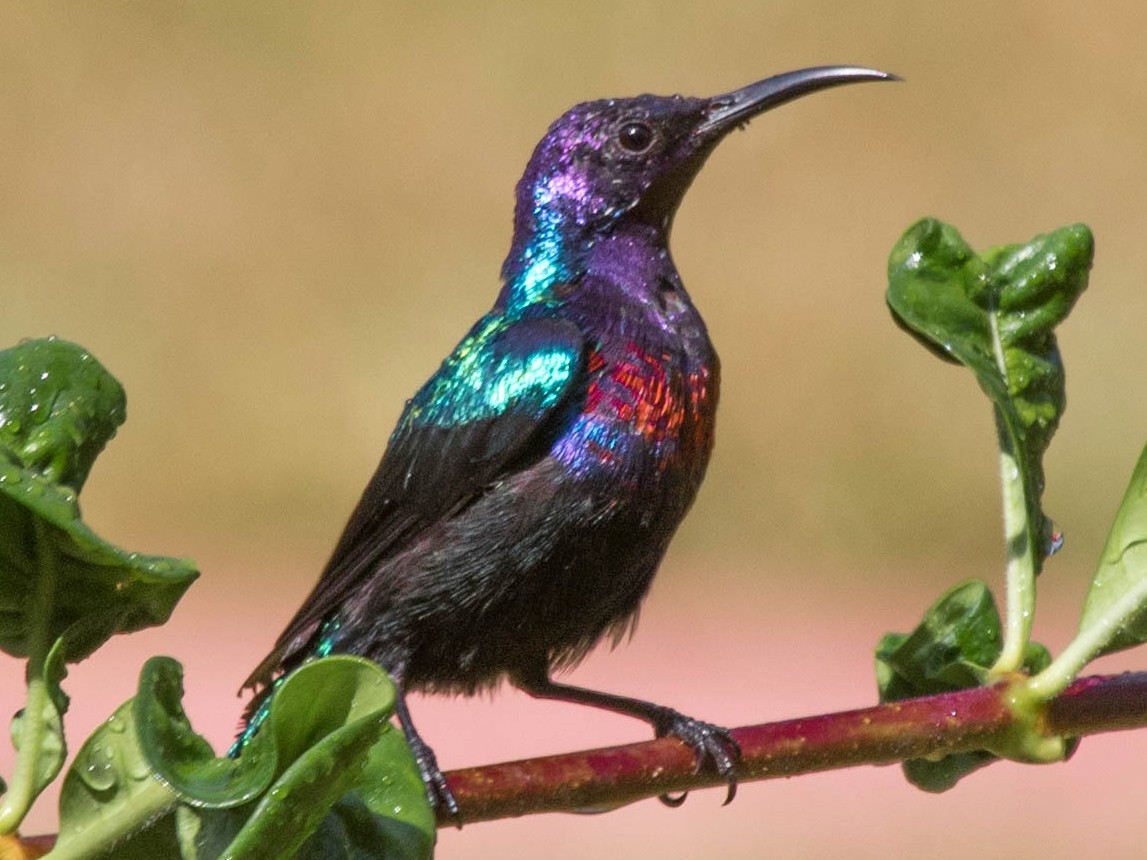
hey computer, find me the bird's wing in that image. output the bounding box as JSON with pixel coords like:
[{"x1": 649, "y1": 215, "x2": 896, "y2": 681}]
[{"x1": 244, "y1": 312, "x2": 587, "y2": 689}]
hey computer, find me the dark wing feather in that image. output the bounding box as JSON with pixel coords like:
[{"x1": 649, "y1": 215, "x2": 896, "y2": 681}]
[{"x1": 244, "y1": 312, "x2": 586, "y2": 689}]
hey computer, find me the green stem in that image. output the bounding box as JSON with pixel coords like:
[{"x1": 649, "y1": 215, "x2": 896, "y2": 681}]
[
  {"x1": 0, "y1": 519, "x2": 60, "y2": 834},
  {"x1": 991, "y1": 441, "x2": 1037, "y2": 678},
  {"x1": 0, "y1": 679, "x2": 51, "y2": 834},
  {"x1": 1026, "y1": 572, "x2": 1147, "y2": 702}
]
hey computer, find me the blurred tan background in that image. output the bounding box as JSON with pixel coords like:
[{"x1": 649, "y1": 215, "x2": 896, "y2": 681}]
[{"x1": 3, "y1": 2, "x2": 1147, "y2": 857}]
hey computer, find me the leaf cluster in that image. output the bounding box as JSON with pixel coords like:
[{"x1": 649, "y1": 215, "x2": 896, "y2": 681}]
[
  {"x1": 0, "y1": 339, "x2": 433, "y2": 859},
  {"x1": 880, "y1": 218, "x2": 1147, "y2": 791}
]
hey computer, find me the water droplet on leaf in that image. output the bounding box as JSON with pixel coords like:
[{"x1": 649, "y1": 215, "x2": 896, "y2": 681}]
[
  {"x1": 125, "y1": 757, "x2": 152, "y2": 782},
  {"x1": 80, "y1": 748, "x2": 118, "y2": 792}
]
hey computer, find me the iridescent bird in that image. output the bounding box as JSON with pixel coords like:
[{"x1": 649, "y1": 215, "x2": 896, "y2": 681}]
[{"x1": 240, "y1": 66, "x2": 895, "y2": 816}]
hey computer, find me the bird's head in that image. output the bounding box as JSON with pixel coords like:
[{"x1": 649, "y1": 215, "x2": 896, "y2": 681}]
[{"x1": 503, "y1": 66, "x2": 896, "y2": 300}]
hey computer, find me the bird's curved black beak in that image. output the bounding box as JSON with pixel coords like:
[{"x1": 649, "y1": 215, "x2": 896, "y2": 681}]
[{"x1": 696, "y1": 65, "x2": 899, "y2": 139}]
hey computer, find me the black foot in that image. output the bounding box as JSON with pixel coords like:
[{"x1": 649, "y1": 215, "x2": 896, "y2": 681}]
[
  {"x1": 653, "y1": 709, "x2": 741, "y2": 806},
  {"x1": 392, "y1": 677, "x2": 462, "y2": 825},
  {"x1": 406, "y1": 730, "x2": 461, "y2": 826},
  {"x1": 511, "y1": 671, "x2": 742, "y2": 808}
]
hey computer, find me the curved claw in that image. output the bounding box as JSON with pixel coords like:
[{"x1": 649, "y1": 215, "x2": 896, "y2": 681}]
[{"x1": 654, "y1": 710, "x2": 741, "y2": 806}]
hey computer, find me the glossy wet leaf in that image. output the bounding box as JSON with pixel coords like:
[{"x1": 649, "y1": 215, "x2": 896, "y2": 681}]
[
  {"x1": 352, "y1": 731, "x2": 435, "y2": 859},
  {"x1": 887, "y1": 218, "x2": 1092, "y2": 573},
  {"x1": 135, "y1": 656, "x2": 275, "y2": 809},
  {"x1": 0, "y1": 461, "x2": 198, "y2": 661},
  {"x1": 272, "y1": 659, "x2": 432, "y2": 850},
  {"x1": 876, "y1": 580, "x2": 1053, "y2": 791},
  {"x1": 214, "y1": 709, "x2": 387, "y2": 860},
  {"x1": 288, "y1": 661, "x2": 434, "y2": 860},
  {"x1": 176, "y1": 656, "x2": 432, "y2": 860},
  {"x1": 1076, "y1": 442, "x2": 1147, "y2": 657},
  {"x1": 0, "y1": 338, "x2": 125, "y2": 492},
  {"x1": 0, "y1": 338, "x2": 198, "y2": 662},
  {"x1": 55, "y1": 698, "x2": 178, "y2": 859},
  {"x1": 264, "y1": 656, "x2": 396, "y2": 770}
]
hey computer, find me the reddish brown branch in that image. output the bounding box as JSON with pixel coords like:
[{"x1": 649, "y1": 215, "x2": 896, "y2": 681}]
[
  {"x1": 440, "y1": 671, "x2": 1147, "y2": 826},
  {"x1": 10, "y1": 672, "x2": 1147, "y2": 850}
]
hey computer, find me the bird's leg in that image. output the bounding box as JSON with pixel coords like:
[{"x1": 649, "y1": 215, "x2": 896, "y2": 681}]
[
  {"x1": 392, "y1": 679, "x2": 461, "y2": 824},
  {"x1": 514, "y1": 669, "x2": 741, "y2": 805}
]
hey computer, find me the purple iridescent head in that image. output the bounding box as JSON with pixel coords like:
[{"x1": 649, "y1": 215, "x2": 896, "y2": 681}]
[{"x1": 502, "y1": 66, "x2": 896, "y2": 297}]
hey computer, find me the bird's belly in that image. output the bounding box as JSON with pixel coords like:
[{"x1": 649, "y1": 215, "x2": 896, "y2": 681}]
[{"x1": 392, "y1": 443, "x2": 703, "y2": 694}]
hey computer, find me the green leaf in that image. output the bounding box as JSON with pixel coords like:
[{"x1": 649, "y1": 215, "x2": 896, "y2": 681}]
[
  {"x1": 264, "y1": 656, "x2": 396, "y2": 772},
  {"x1": 0, "y1": 337, "x2": 198, "y2": 662},
  {"x1": 887, "y1": 218, "x2": 1092, "y2": 573},
  {"x1": 876, "y1": 581, "x2": 1055, "y2": 791},
  {"x1": 57, "y1": 656, "x2": 430, "y2": 860},
  {"x1": 176, "y1": 656, "x2": 433, "y2": 860},
  {"x1": 295, "y1": 790, "x2": 434, "y2": 860},
  {"x1": 213, "y1": 710, "x2": 388, "y2": 860},
  {"x1": 134, "y1": 656, "x2": 276, "y2": 809},
  {"x1": 54, "y1": 697, "x2": 179, "y2": 859},
  {"x1": 0, "y1": 338, "x2": 125, "y2": 491},
  {"x1": 901, "y1": 751, "x2": 999, "y2": 794},
  {"x1": 1074, "y1": 442, "x2": 1147, "y2": 657},
  {"x1": 339, "y1": 716, "x2": 435, "y2": 860},
  {"x1": 0, "y1": 462, "x2": 199, "y2": 661},
  {"x1": 280, "y1": 660, "x2": 433, "y2": 855},
  {"x1": 876, "y1": 581, "x2": 1003, "y2": 700},
  {"x1": 0, "y1": 338, "x2": 198, "y2": 663},
  {"x1": 1024, "y1": 440, "x2": 1147, "y2": 702}
]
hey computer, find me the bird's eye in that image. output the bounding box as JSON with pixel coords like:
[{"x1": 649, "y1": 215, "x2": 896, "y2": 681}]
[{"x1": 617, "y1": 121, "x2": 654, "y2": 153}]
